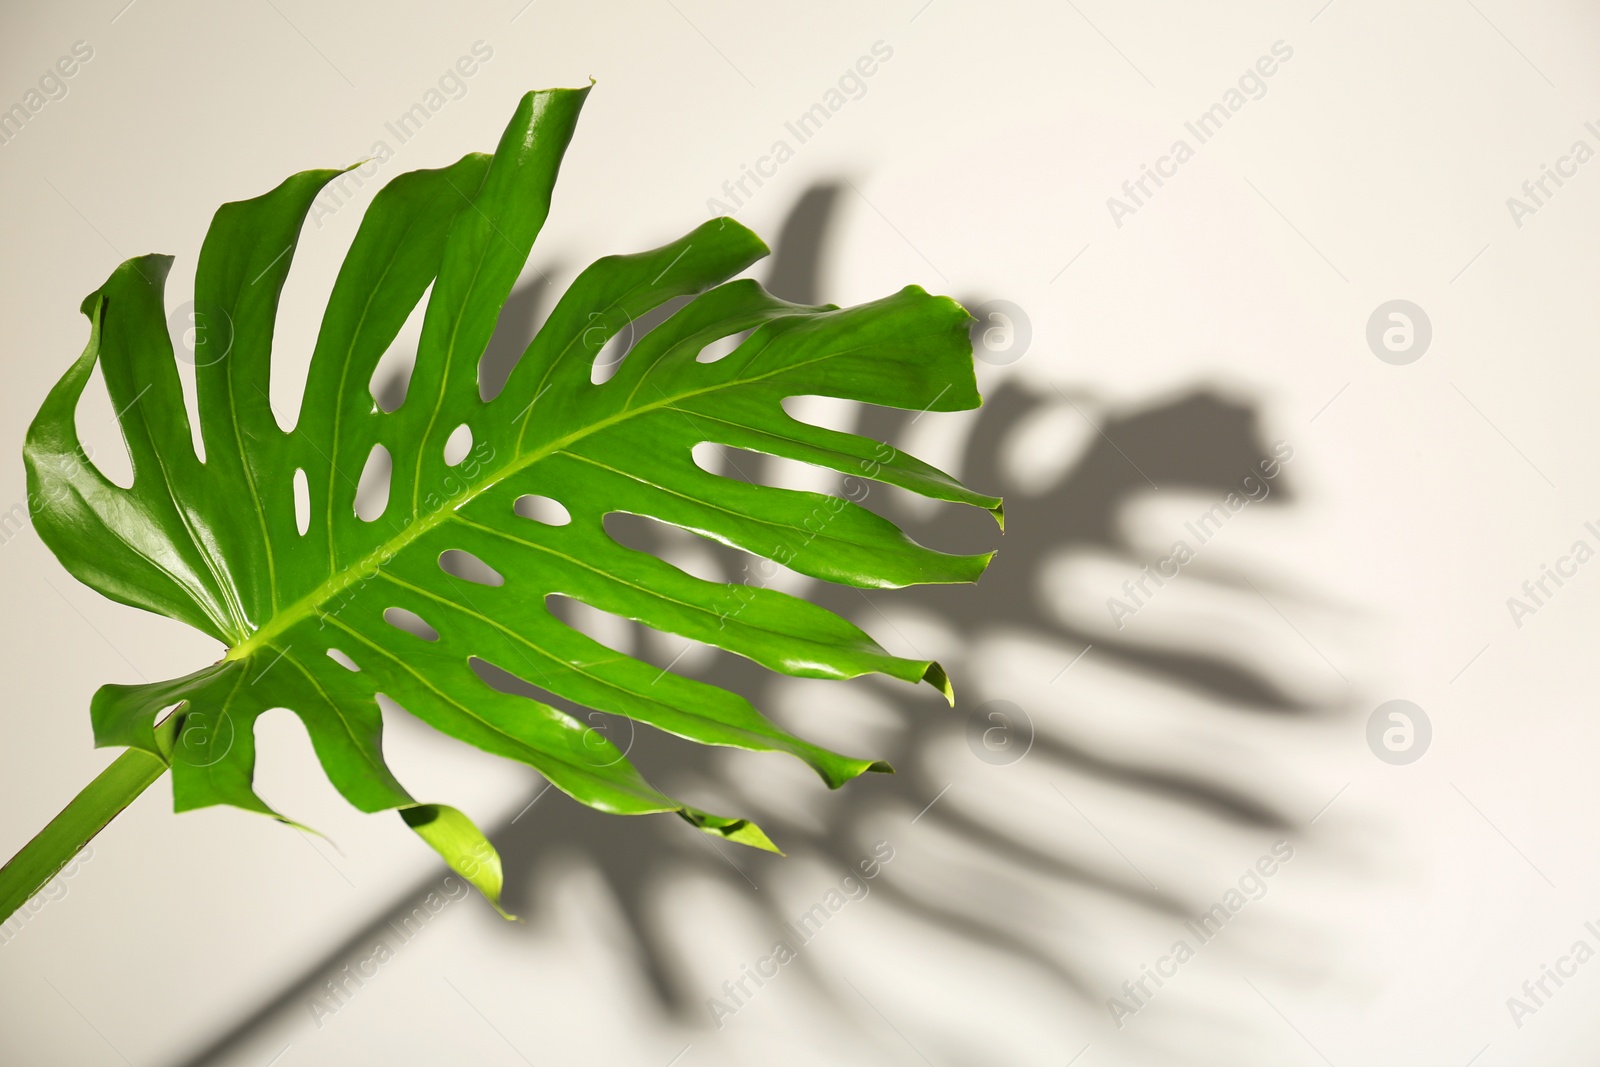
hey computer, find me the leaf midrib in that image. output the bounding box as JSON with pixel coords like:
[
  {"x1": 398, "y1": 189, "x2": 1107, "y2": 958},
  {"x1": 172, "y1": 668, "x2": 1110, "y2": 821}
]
[{"x1": 224, "y1": 342, "x2": 853, "y2": 661}]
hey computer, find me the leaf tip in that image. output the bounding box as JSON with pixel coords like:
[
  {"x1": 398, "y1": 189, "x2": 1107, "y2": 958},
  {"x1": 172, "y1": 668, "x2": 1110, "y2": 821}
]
[
  {"x1": 701, "y1": 215, "x2": 771, "y2": 261},
  {"x1": 733, "y1": 821, "x2": 785, "y2": 856},
  {"x1": 923, "y1": 661, "x2": 955, "y2": 706},
  {"x1": 277, "y1": 815, "x2": 333, "y2": 841},
  {"x1": 401, "y1": 804, "x2": 511, "y2": 918},
  {"x1": 681, "y1": 810, "x2": 783, "y2": 854}
]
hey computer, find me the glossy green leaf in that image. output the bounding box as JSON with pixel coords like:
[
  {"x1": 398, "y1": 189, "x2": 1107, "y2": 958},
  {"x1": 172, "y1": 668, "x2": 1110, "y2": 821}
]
[
  {"x1": 400, "y1": 803, "x2": 513, "y2": 919},
  {"x1": 22, "y1": 86, "x2": 1001, "y2": 912}
]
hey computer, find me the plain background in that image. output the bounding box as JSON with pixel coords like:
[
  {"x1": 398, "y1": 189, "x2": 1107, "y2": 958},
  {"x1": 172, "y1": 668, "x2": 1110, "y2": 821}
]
[{"x1": 2, "y1": 1, "x2": 1599, "y2": 1064}]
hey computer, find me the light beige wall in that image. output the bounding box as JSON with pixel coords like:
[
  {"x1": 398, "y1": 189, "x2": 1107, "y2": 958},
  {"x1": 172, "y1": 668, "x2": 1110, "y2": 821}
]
[{"x1": 1, "y1": 1, "x2": 1597, "y2": 1064}]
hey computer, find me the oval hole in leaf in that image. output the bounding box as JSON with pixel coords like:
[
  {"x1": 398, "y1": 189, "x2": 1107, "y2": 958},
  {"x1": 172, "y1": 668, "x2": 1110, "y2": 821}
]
[
  {"x1": 642, "y1": 628, "x2": 719, "y2": 677},
  {"x1": 354, "y1": 444, "x2": 392, "y2": 521},
  {"x1": 514, "y1": 494, "x2": 570, "y2": 526},
  {"x1": 780, "y1": 393, "x2": 858, "y2": 433},
  {"x1": 590, "y1": 325, "x2": 633, "y2": 385},
  {"x1": 589, "y1": 295, "x2": 693, "y2": 384},
  {"x1": 443, "y1": 423, "x2": 472, "y2": 466},
  {"x1": 326, "y1": 648, "x2": 360, "y2": 672},
  {"x1": 689, "y1": 440, "x2": 729, "y2": 478},
  {"x1": 544, "y1": 594, "x2": 636, "y2": 656},
  {"x1": 657, "y1": 538, "x2": 726, "y2": 583},
  {"x1": 696, "y1": 327, "x2": 754, "y2": 363},
  {"x1": 602, "y1": 511, "x2": 747, "y2": 573},
  {"x1": 597, "y1": 510, "x2": 733, "y2": 585},
  {"x1": 550, "y1": 596, "x2": 716, "y2": 679},
  {"x1": 292, "y1": 468, "x2": 310, "y2": 535},
  {"x1": 469, "y1": 655, "x2": 542, "y2": 699},
  {"x1": 383, "y1": 606, "x2": 438, "y2": 642},
  {"x1": 439, "y1": 548, "x2": 504, "y2": 587},
  {"x1": 690, "y1": 442, "x2": 846, "y2": 495}
]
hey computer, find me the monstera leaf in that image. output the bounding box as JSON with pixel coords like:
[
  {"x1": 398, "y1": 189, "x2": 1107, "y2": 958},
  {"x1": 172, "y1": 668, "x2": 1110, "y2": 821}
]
[{"x1": 5, "y1": 86, "x2": 1000, "y2": 918}]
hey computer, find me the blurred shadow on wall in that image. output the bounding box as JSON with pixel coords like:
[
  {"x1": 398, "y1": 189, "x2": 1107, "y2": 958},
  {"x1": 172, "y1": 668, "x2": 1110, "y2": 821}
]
[{"x1": 176, "y1": 183, "x2": 1349, "y2": 1067}]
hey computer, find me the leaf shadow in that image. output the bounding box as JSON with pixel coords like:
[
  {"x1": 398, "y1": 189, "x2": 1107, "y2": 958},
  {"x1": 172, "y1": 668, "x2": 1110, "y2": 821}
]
[{"x1": 174, "y1": 183, "x2": 1356, "y2": 1067}]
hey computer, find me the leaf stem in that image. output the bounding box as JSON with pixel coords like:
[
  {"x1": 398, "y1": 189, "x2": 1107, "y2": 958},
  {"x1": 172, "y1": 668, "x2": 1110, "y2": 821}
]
[{"x1": 0, "y1": 716, "x2": 177, "y2": 928}]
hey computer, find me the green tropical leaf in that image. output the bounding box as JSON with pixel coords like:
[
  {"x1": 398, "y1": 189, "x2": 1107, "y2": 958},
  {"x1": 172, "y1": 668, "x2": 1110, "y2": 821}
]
[{"x1": 18, "y1": 85, "x2": 1000, "y2": 914}]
